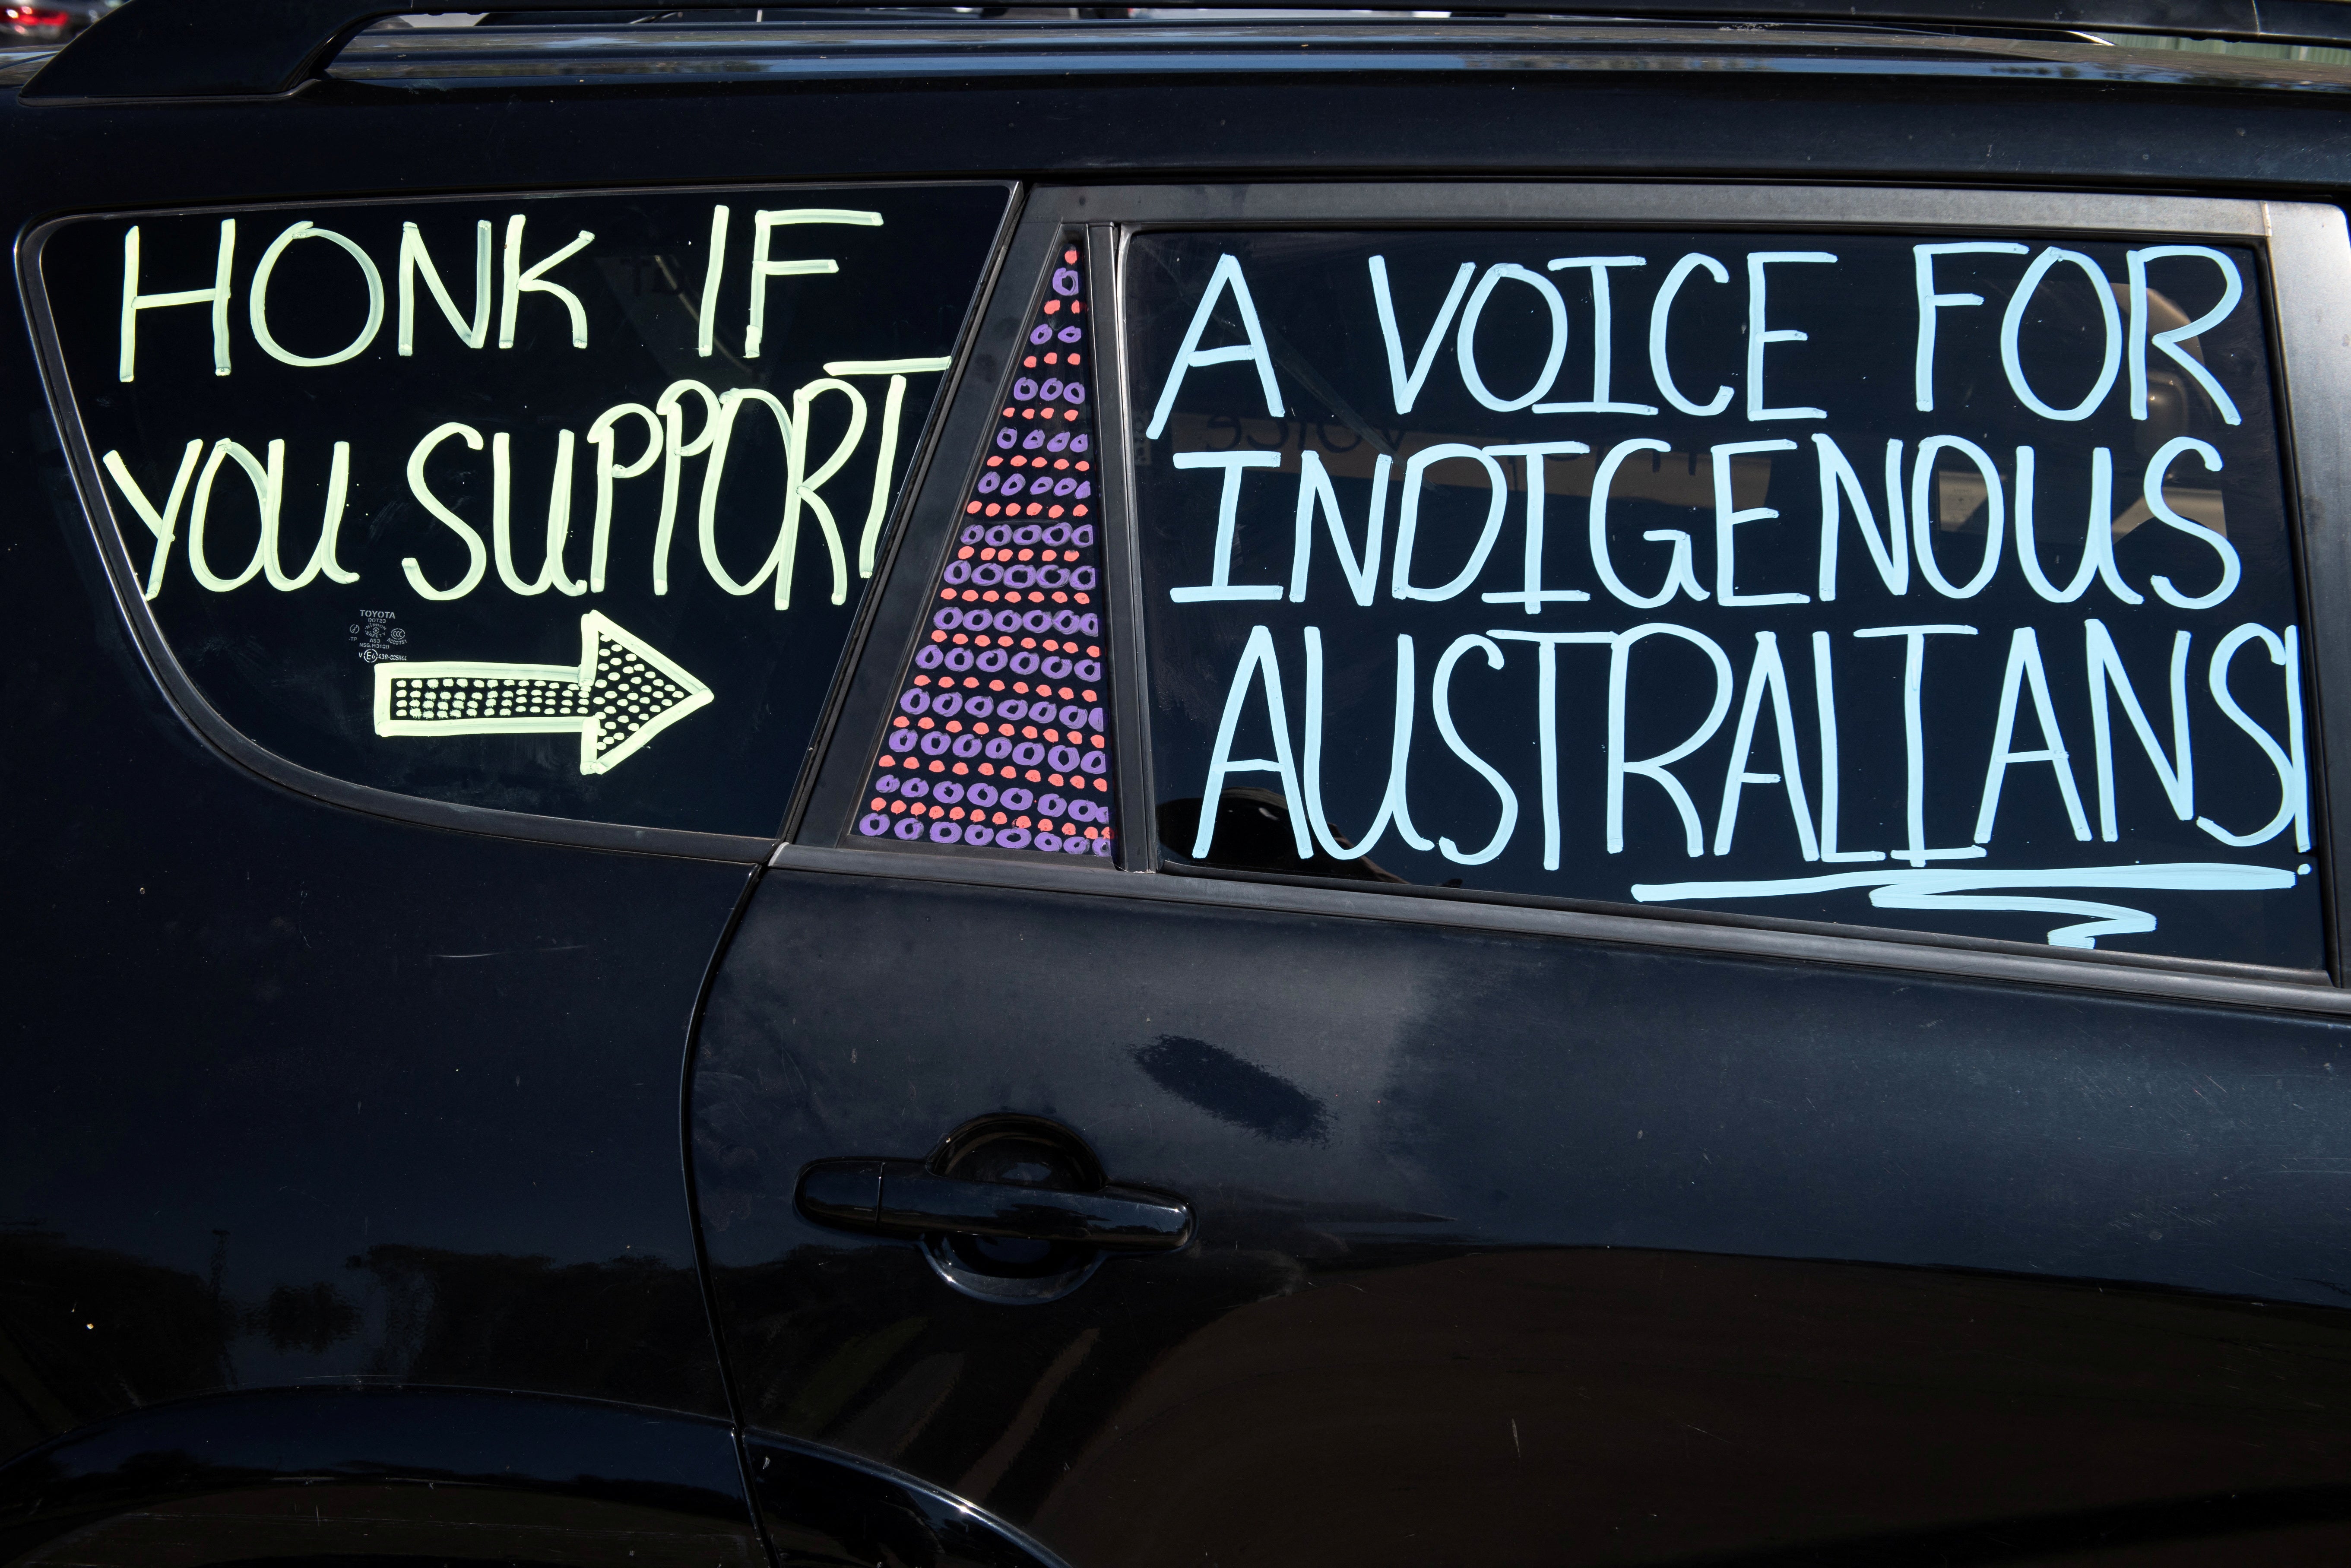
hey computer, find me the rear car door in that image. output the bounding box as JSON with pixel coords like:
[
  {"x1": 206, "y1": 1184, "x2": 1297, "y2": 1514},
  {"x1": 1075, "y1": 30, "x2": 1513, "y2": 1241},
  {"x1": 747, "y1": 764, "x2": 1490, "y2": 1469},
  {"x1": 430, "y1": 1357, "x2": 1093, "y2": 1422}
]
[{"x1": 691, "y1": 184, "x2": 2351, "y2": 1566}]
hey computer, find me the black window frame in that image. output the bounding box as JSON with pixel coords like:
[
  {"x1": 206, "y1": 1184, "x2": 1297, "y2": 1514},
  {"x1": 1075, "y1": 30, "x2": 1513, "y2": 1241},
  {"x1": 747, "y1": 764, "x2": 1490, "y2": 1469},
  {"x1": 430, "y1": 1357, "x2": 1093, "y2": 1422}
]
[{"x1": 789, "y1": 181, "x2": 2351, "y2": 1017}]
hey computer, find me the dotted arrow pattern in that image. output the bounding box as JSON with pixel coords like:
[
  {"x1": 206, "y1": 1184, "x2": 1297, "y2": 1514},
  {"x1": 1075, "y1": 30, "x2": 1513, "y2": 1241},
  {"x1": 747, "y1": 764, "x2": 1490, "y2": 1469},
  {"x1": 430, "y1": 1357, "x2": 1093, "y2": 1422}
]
[
  {"x1": 381, "y1": 633, "x2": 692, "y2": 761},
  {"x1": 384, "y1": 675, "x2": 589, "y2": 727},
  {"x1": 587, "y1": 633, "x2": 697, "y2": 762},
  {"x1": 374, "y1": 611, "x2": 712, "y2": 776}
]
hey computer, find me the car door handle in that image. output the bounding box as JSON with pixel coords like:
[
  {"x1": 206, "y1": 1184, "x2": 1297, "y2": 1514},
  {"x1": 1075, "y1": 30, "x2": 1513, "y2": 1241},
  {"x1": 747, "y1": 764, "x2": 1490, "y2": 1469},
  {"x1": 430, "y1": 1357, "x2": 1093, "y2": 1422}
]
[{"x1": 796, "y1": 1158, "x2": 1193, "y2": 1253}]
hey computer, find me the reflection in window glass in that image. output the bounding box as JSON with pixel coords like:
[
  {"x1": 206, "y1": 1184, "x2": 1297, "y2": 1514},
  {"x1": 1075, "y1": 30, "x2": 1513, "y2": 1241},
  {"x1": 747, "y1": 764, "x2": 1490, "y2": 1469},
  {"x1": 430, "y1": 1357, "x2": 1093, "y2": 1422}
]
[{"x1": 1129, "y1": 230, "x2": 2319, "y2": 967}]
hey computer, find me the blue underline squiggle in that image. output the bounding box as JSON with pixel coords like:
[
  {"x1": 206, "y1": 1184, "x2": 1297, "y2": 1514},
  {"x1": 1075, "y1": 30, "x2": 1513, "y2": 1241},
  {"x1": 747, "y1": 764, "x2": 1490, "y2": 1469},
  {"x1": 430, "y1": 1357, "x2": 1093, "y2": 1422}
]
[{"x1": 1629, "y1": 862, "x2": 2299, "y2": 948}]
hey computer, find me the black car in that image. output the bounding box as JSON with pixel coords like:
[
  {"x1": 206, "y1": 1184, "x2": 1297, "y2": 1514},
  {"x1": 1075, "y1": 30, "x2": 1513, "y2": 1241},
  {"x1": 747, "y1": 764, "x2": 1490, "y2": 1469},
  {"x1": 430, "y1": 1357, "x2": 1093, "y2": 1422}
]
[{"x1": 6, "y1": 3, "x2": 2351, "y2": 1565}]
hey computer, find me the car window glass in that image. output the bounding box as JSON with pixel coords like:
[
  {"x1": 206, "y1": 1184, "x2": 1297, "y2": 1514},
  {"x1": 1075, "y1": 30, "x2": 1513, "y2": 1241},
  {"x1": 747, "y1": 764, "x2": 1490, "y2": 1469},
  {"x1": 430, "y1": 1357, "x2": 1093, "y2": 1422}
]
[
  {"x1": 41, "y1": 184, "x2": 1010, "y2": 836},
  {"x1": 1128, "y1": 228, "x2": 2319, "y2": 968},
  {"x1": 842, "y1": 233, "x2": 1122, "y2": 863}
]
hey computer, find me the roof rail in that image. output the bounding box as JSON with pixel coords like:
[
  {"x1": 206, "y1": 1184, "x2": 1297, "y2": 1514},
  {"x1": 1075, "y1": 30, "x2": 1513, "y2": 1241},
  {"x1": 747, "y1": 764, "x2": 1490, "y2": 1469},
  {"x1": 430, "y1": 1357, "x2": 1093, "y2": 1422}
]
[{"x1": 23, "y1": 0, "x2": 2351, "y2": 104}]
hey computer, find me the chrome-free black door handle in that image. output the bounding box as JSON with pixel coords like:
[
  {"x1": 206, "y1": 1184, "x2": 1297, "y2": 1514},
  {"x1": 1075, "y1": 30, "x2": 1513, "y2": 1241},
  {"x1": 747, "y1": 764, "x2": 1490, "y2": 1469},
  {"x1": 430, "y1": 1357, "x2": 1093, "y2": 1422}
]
[{"x1": 797, "y1": 1158, "x2": 1193, "y2": 1253}]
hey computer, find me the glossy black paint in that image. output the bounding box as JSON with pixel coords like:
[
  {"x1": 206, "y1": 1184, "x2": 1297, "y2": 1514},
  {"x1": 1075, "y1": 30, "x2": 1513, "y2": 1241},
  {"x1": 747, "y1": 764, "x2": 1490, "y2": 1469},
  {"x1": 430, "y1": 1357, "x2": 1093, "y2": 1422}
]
[
  {"x1": 0, "y1": 737, "x2": 752, "y2": 1437},
  {"x1": 29, "y1": 0, "x2": 819, "y2": 100},
  {"x1": 745, "y1": 1434, "x2": 1064, "y2": 1568},
  {"x1": 693, "y1": 866, "x2": 2351, "y2": 1564},
  {"x1": 8, "y1": 19, "x2": 2351, "y2": 1566},
  {"x1": 0, "y1": 1386, "x2": 763, "y2": 1564}
]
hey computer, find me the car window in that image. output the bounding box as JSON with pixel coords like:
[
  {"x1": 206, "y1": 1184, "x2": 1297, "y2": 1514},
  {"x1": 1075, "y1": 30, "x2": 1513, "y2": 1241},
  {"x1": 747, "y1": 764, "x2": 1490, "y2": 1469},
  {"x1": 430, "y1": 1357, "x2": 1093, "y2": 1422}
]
[
  {"x1": 1128, "y1": 228, "x2": 2319, "y2": 968},
  {"x1": 841, "y1": 232, "x2": 1122, "y2": 862},
  {"x1": 37, "y1": 183, "x2": 1010, "y2": 837}
]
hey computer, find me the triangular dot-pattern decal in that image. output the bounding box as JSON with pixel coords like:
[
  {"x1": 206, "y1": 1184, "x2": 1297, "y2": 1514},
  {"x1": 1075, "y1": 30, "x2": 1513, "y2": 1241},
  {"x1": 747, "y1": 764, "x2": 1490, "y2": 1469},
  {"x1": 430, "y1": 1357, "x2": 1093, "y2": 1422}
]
[{"x1": 853, "y1": 239, "x2": 1118, "y2": 862}]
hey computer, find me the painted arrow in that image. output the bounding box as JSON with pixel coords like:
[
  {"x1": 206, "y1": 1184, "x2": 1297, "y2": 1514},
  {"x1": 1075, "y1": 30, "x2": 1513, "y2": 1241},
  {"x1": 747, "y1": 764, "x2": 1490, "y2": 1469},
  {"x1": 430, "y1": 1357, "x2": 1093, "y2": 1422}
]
[{"x1": 373, "y1": 611, "x2": 712, "y2": 775}]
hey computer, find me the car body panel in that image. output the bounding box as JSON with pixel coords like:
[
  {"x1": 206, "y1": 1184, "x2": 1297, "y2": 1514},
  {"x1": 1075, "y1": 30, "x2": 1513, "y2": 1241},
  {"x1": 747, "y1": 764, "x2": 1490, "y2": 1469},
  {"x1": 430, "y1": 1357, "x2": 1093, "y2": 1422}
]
[{"x1": 7, "y1": 18, "x2": 2351, "y2": 1565}]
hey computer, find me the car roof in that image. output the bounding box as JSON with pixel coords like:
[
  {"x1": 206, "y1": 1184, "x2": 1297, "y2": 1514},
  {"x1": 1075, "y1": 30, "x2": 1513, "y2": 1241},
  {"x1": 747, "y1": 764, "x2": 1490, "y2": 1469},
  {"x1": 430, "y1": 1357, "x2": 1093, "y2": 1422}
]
[{"x1": 24, "y1": 0, "x2": 2351, "y2": 99}]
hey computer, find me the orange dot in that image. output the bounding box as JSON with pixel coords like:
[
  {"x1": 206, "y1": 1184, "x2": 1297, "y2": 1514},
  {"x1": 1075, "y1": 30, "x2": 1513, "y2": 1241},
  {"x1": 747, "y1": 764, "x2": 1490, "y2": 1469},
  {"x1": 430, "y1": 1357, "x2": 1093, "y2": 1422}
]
[
  {"x1": 1044, "y1": 300, "x2": 1061, "y2": 314},
  {"x1": 965, "y1": 502, "x2": 981, "y2": 514},
  {"x1": 1064, "y1": 248, "x2": 1078, "y2": 263}
]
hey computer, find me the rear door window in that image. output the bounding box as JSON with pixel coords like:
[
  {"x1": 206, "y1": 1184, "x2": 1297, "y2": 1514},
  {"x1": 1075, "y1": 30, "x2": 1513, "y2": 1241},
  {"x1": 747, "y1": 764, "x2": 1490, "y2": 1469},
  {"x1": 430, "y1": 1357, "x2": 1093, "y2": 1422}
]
[
  {"x1": 1128, "y1": 228, "x2": 2318, "y2": 967},
  {"x1": 34, "y1": 183, "x2": 1010, "y2": 837}
]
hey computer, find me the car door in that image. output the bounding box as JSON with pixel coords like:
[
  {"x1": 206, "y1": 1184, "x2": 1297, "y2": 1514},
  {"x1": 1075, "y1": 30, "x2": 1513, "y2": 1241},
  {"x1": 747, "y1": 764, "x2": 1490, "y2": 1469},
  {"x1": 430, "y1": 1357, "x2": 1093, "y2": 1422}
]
[{"x1": 690, "y1": 183, "x2": 2351, "y2": 1568}]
